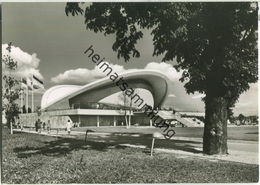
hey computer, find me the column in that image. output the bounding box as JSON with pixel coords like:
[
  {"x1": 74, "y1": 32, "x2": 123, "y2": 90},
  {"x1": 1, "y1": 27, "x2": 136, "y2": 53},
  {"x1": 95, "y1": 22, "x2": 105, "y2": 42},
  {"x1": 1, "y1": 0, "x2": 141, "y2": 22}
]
[
  {"x1": 26, "y1": 86, "x2": 28, "y2": 112},
  {"x1": 31, "y1": 88, "x2": 34, "y2": 112},
  {"x1": 97, "y1": 115, "x2": 100, "y2": 127},
  {"x1": 114, "y1": 116, "x2": 116, "y2": 127},
  {"x1": 78, "y1": 115, "x2": 81, "y2": 127},
  {"x1": 20, "y1": 90, "x2": 23, "y2": 112}
]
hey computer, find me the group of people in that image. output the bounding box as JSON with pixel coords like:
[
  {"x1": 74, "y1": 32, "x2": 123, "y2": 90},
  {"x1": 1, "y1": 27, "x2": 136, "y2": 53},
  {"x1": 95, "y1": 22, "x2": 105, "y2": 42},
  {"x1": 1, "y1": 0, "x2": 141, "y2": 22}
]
[
  {"x1": 34, "y1": 119, "x2": 77, "y2": 135},
  {"x1": 35, "y1": 119, "x2": 51, "y2": 134}
]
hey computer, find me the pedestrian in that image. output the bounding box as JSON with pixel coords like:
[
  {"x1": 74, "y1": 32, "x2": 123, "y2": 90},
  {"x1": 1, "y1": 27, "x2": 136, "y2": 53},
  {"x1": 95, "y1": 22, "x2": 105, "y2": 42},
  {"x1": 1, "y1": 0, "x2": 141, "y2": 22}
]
[
  {"x1": 43, "y1": 122, "x2": 46, "y2": 131},
  {"x1": 66, "y1": 120, "x2": 71, "y2": 135},
  {"x1": 17, "y1": 118, "x2": 21, "y2": 129},
  {"x1": 38, "y1": 119, "x2": 42, "y2": 133},
  {"x1": 35, "y1": 119, "x2": 38, "y2": 132},
  {"x1": 40, "y1": 121, "x2": 43, "y2": 133},
  {"x1": 47, "y1": 120, "x2": 51, "y2": 134},
  {"x1": 20, "y1": 120, "x2": 24, "y2": 131}
]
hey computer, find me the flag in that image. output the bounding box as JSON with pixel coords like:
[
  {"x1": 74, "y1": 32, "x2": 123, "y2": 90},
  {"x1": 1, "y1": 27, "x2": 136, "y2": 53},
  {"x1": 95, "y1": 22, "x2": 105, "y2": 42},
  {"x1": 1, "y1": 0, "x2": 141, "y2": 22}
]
[
  {"x1": 32, "y1": 75, "x2": 44, "y2": 89},
  {"x1": 21, "y1": 77, "x2": 32, "y2": 90},
  {"x1": 21, "y1": 78, "x2": 27, "y2": 89}
]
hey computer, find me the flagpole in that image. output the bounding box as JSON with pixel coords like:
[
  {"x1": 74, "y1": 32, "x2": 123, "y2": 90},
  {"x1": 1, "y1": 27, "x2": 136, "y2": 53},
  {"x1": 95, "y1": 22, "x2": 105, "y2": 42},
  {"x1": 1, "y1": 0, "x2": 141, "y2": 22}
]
[
  {"x1": 26, "y1": 84, "x2": 28, "y2": 113},
  {"x1": 31, "y1": 75, "x2": 34, "y2": 112},
  {"x1": 21, "y1": 90, "x2": 23, "y2": 108},
  {"x1": 20, "y1": 77, "x2": 23, "y2": 112}
]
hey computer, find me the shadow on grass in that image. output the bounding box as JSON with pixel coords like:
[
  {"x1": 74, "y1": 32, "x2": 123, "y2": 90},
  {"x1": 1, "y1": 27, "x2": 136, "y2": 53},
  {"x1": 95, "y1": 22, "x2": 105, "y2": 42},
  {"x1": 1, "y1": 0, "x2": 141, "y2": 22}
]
[
  {"x1": 13, "y1": 132, "x2": 202, "y2": 158},
  {"x1": 91, "y1": 132, "x2": 203, "y2": 154},
  {"x1": 13, "y1": 137, "x2": 127, "y2": 158}
]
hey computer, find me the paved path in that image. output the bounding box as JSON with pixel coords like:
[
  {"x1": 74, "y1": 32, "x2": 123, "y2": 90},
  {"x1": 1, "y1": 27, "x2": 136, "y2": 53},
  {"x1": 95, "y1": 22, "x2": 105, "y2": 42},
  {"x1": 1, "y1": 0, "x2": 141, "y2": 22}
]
[{"x1": 13, "y1": 128, "x2": 258, "y2": 165}]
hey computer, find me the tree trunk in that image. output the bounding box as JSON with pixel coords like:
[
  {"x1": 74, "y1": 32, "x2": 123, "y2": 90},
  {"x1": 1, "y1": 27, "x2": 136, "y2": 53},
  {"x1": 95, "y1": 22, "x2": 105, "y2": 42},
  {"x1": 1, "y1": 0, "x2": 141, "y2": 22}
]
[
  {"x1": 128, "y1": 99, "x2": 132, "y2": 128},
  {"x1": 7, "y1": 117, "x2": 13, "y2": 134},
  {"x1": 203, "y1": 93, "x2": 228, "y2": 155},
  {"x1": 125, "y1": 115, "x2": 128, "y2": 128},
  {"x1": 123, "y1": 95, "x2": 129, "y2": 128},
  {"x1": 128, "y1": 114, "x2": 131, "y2": 128},
  {"x1": 7, "y1": 118, "x2": 11, "y2": 129},
  {"x1": 10, "y1": 120, "x2": 13, "y2": 135}
]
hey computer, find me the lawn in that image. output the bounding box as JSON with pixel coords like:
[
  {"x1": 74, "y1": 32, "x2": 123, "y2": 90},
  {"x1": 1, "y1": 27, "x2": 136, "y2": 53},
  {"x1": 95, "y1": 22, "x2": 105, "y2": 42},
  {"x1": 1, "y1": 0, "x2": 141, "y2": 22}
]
[
  {"x1": 73, "y1": 126, "x2": 259, "y2": 141},
  {"x1": 2, "y1": 128, "x2": 259, "y2": 183}
]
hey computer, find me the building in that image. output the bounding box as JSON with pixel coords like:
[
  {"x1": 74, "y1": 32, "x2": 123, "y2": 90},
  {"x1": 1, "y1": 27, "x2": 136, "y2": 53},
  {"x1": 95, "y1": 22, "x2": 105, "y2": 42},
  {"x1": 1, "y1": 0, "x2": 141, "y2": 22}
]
[{"x1": 19, "y1": 70, "x2": 204, "y2": 128}]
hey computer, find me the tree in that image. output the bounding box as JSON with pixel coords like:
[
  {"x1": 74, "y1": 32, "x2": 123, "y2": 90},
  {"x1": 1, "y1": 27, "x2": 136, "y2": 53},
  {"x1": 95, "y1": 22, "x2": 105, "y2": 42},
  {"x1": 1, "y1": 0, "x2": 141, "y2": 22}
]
[
  {"x1": 238, "y1": 114, "x2": 245, "y2": 125},
  {"x1": 118, "y1": 91, "x2": 130, "y2": 128},
  {"x1": 2, "y1": 42, "x2": 21, "y2": 134},
  {"x1": 65, "y1": 2, "x2": 258, "y2": 154},
  {"x1": 118, "y1": 89, "x2": 139, "y2": 128}
]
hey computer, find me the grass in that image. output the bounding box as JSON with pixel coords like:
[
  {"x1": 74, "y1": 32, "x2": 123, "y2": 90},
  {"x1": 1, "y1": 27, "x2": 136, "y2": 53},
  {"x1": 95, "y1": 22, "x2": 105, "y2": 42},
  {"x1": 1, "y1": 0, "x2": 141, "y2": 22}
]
[
  {"x1": 2, "y1": 128, "x2": 259, "y2": 183},
  {"x1": 73, "y1": 126, "x2": 259, "y2": 141}
]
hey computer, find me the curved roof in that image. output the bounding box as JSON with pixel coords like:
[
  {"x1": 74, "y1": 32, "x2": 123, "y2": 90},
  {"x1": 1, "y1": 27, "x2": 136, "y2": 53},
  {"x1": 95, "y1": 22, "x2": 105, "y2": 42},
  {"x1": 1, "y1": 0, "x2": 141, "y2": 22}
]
[
  {"x1": 41, "y1": 70, "x2": 170, "y2": 110},
  {"x1": 41, "y1": 85, "x2": 81, "y2": 109}
]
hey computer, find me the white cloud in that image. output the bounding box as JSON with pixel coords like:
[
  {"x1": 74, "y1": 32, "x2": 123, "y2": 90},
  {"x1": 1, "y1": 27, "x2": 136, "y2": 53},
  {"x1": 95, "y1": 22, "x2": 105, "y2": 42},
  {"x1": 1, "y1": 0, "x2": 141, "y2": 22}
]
[
  {"x1": 192, "y1": 94, "x2": 206, "y2": 99},
  {"x1": 50, "y1": 61, "x2": 258, "y2": 115},
  {"x1": 2, "y1": 44, "x2": 43, "y2": 80},
  {"x1": 51, "y1": 68, "x2": 102, "y2": 85},
  {"x1": 168, "y1": 94, "x2": 176, "y2": 97},
  {"x1": 51, "y1": 62, "x2": 126, "y2": 85},
  {"x1": 144, "y1": 62, "x2": 182, "y2": 81},
  {"x1": 51, "y1": 62, "x2": 182, "y2": 85},
  {"x1": 236, "y1": 102, "x2": 252, "y2": 107}
]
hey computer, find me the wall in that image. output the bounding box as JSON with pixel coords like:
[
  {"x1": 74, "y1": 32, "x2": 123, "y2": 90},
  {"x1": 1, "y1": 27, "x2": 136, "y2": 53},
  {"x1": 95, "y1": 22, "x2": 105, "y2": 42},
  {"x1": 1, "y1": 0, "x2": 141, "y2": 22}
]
[
  {"x1": 19, "y1": 111, "x2": 71, "y2": 129},
  {"x1": 78, "y1": 115, "x2": 97, "y2": 127},
  {"x1": 19, "y1": 110, "x2": 152, "y2": 128}
]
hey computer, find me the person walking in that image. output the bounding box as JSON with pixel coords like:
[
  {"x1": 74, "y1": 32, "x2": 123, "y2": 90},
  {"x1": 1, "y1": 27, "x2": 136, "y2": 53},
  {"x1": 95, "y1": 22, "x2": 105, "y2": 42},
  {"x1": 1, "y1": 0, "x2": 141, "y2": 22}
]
[
  {"x1": 38, "y1": 119, "x2": 42, "y2": 133},
  {"x1": 43, "y1": 122, "x2": 46, "y2": 131},
  {"x1": 17, "y1": 118, "x2": 20, "y2": 129},
  {"x1": 66, "y1": 120, "x2": 71, "y2": 135},
  {"x1": 20, "y1": 120, "x2": 24, "y2": 131},
  {"x1": 35, "y1": 119, "x2": 38, "y2": 132},
  {"x1": 47, "y1": 120, "x2": 51, "y2": 134}
]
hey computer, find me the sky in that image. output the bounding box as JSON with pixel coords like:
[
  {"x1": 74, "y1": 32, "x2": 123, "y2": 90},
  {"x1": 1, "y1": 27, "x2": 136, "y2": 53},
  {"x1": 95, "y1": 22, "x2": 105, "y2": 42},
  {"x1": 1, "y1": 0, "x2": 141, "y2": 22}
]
[{"x1": 2, "y1": 3, "x2": 258, "y2": 116}]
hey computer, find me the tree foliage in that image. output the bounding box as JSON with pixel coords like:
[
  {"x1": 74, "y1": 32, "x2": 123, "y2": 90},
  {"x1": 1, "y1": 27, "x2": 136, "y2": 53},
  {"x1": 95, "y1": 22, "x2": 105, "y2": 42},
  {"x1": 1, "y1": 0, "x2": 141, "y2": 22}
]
[
  {"x1": 2, "y1": 42, "x2": 21, "y2": 128},
  {"x1": 65, "y1": 2, "x2": 257, "y2": 107},
  {"x1": 65, "y1": 2, "x2": 258, "y2": 154},
  {"x1": 238, "y1": 113, "x2": 246, "y2": 124}
]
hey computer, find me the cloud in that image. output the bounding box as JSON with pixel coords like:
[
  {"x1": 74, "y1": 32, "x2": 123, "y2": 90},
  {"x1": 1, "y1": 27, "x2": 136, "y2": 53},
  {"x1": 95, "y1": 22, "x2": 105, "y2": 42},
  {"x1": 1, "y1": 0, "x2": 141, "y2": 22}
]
[
  {"x1": 233, "y1": 82, "x2": 258, "y2": 116},
  {"x1": 2, "y1": 44, "x2": 43, "y2": 80},
  {"x1": 192, "y1": 94, "x2": 206, "y2": 99},
  {"x1": 51, "y1": 62, "x2": 182, "y2": 85},
  {"x1": 51, "y1": 62, "x2": 126, "y2": 85},
  {"x1": 51, "y1": 68, "x2": 102, "y2": 85},
  {"x1": 168, "y1": 94, "x2": 176, "y2": 98},
  {"x1": 50, "y1": 61, "x2": 257, "y2": 115},
  {"x1": 144, "y1": 62, "x2": 182, "y2": 81}
]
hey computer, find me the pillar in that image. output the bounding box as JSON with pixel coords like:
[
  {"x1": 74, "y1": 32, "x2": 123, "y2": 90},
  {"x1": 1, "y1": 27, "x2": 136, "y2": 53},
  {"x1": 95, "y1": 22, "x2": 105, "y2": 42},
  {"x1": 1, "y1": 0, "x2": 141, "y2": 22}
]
[
  {"x1": 114, "y1": 116, "x2": 116, "y2": 127},
  {"x1": 78, "y1": 115, "x2": 81, "y2": 127},
  {"x1": 150, "y1": 119, "x2": 153, "y2": 127},
  {"x1": 97, "y1": 115, "x2": 100, "y2": 127}
]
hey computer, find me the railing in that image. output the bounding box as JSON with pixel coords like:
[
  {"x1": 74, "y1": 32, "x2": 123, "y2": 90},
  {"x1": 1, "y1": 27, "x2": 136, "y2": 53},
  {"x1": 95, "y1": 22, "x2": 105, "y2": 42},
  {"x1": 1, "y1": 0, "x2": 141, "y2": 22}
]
[
  {"x1": 44, "y1": 102, "x2": 140, "y2": 112},
  {"x1": 71, "y1": 102, "x2": 137, "y2": 110}
]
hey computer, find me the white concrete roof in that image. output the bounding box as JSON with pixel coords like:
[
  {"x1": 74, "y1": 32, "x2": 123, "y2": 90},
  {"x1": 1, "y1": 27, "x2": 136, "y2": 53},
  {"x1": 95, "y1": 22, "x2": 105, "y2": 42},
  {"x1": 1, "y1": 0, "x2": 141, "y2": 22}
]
[{"x1": 41, "y1": 69, "x2": 170, "y2": 110}]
